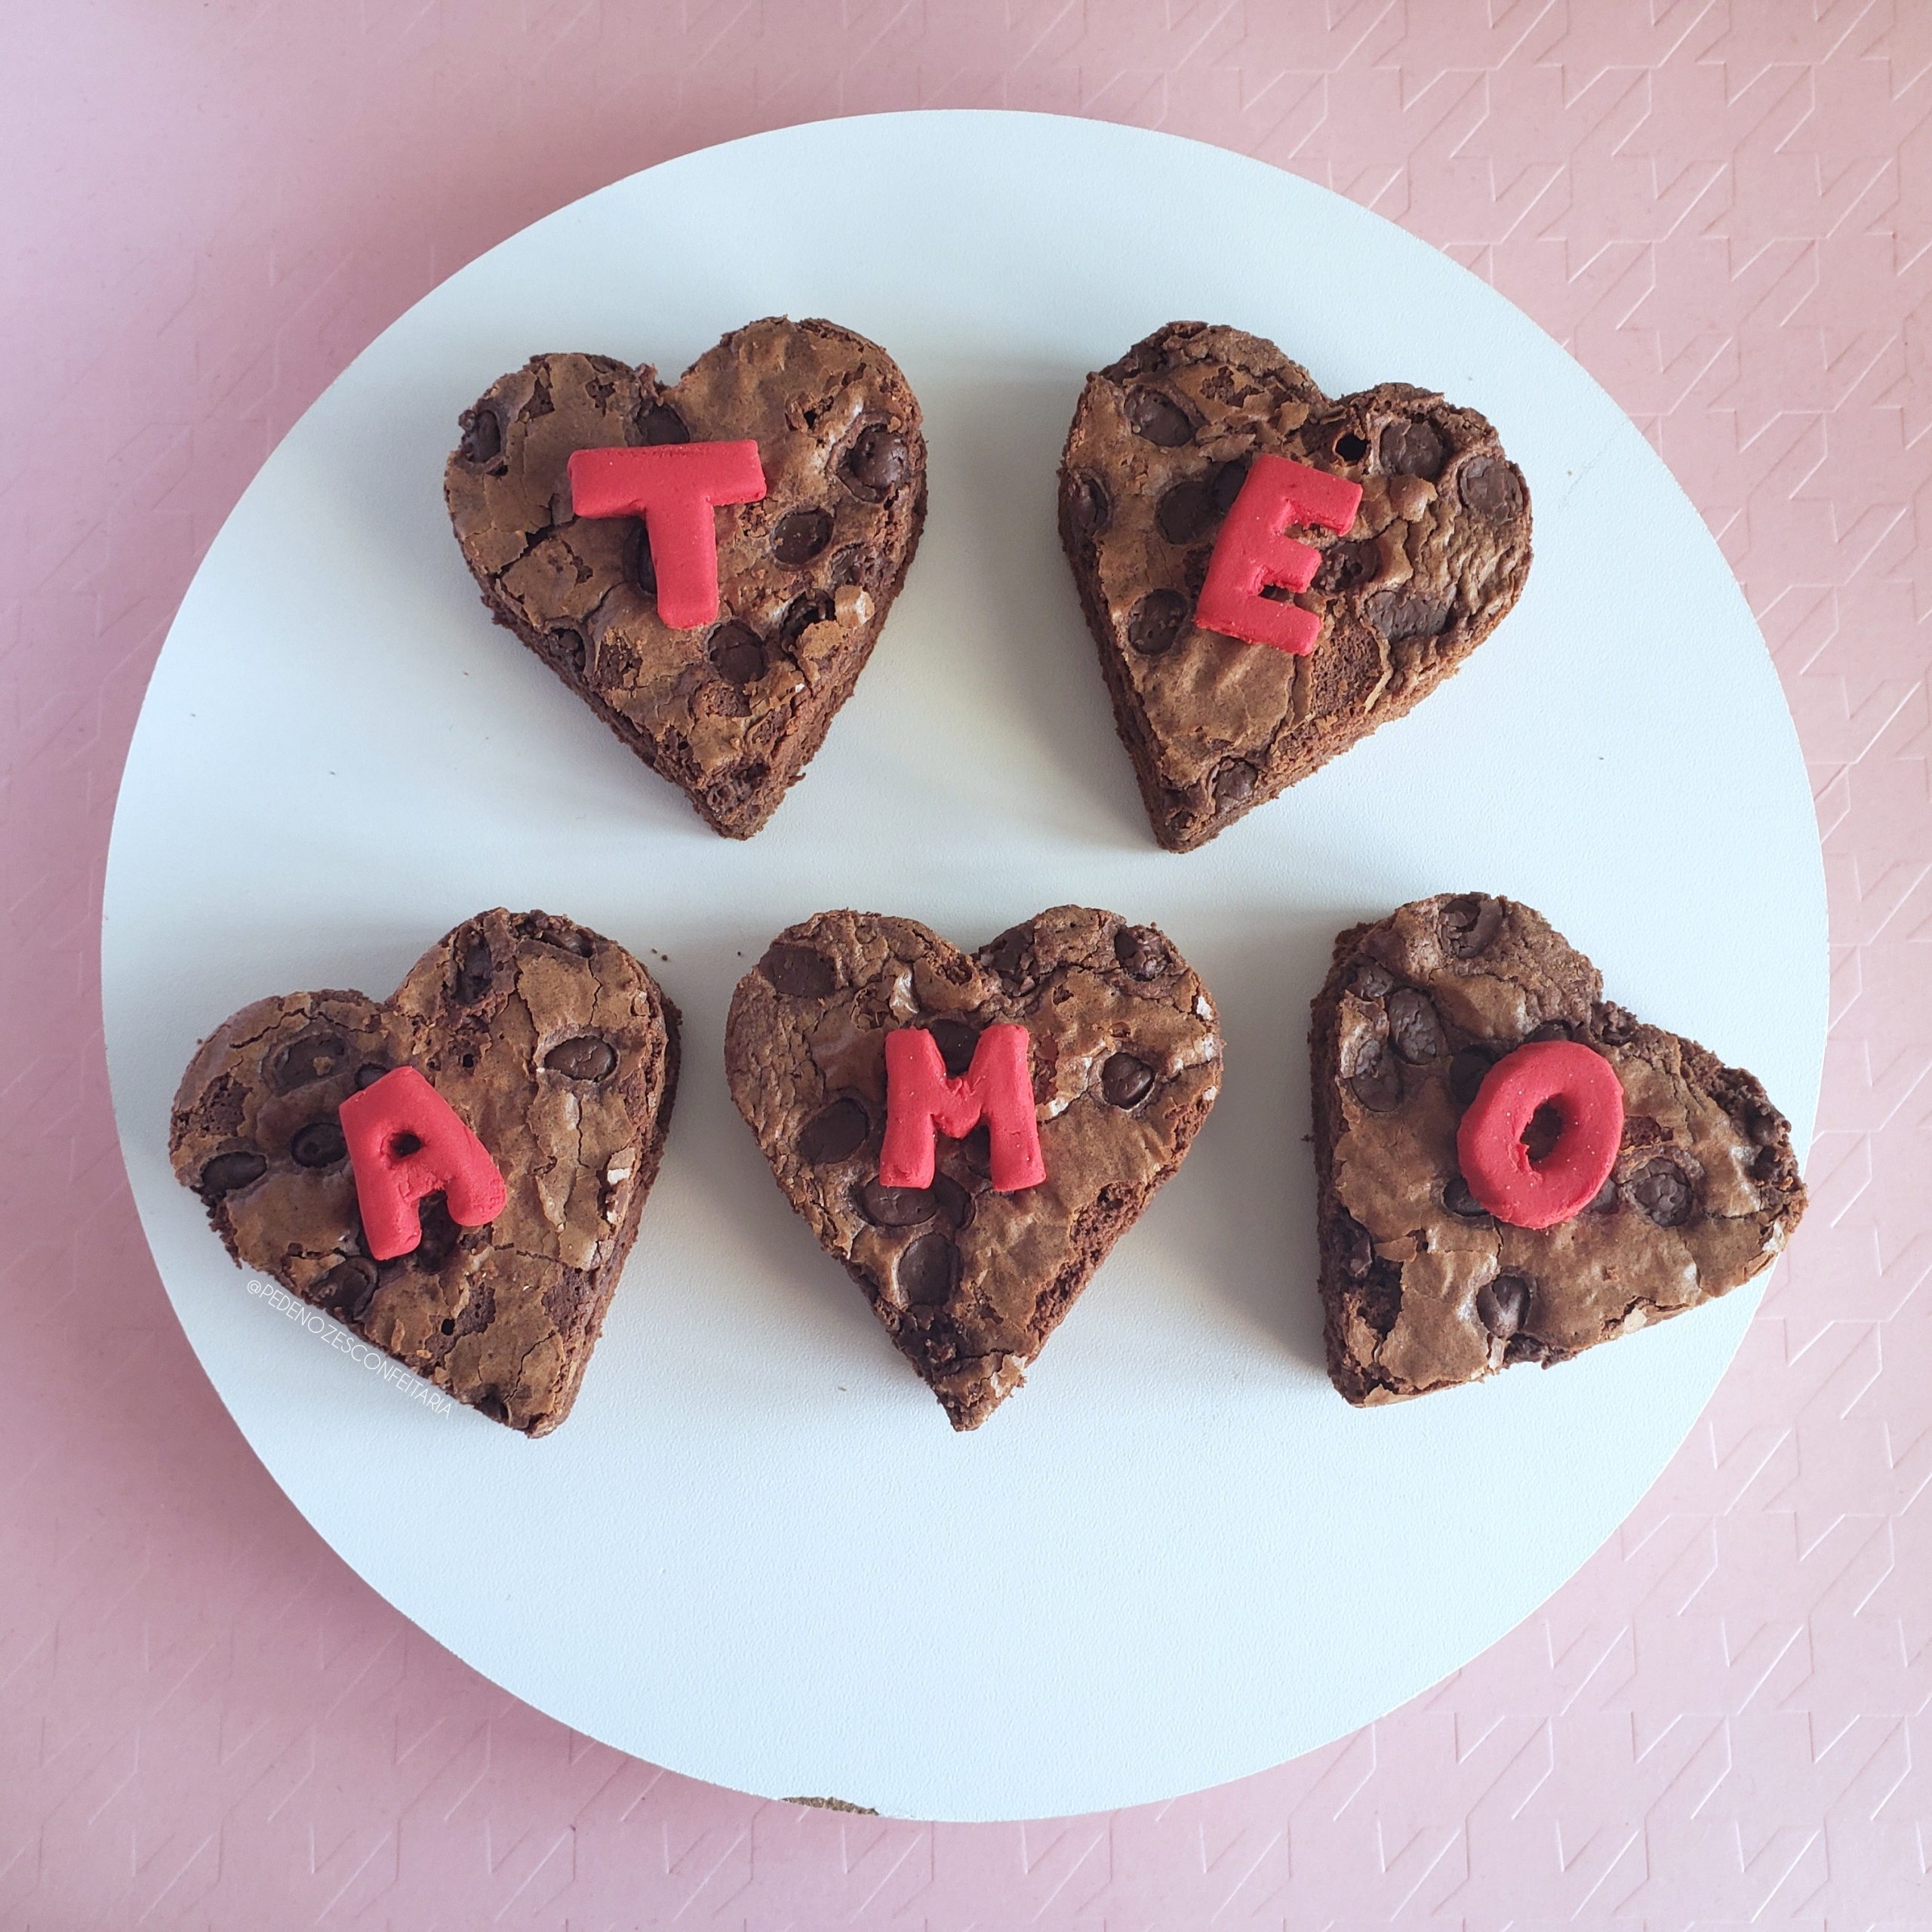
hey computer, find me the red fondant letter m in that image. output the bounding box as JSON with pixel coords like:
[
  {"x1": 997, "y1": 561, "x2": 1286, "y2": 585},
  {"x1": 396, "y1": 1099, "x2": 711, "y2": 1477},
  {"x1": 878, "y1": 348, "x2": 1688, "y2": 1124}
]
[{"x1": 879, "y1": 1024, "x2": 1045, "y2": 1194}]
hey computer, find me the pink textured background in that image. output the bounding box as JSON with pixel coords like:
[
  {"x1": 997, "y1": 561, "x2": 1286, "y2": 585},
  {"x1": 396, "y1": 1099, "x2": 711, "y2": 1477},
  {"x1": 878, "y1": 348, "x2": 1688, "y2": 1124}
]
[{"x1": 3, "y1": 1, "x2": 1926, "y2": 1922}]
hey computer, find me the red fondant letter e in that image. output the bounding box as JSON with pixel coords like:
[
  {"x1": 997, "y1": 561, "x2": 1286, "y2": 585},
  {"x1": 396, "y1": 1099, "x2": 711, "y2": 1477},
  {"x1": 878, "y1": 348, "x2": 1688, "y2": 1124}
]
[
  {"x1": 879, "y1": 1023, "x2": 1045, "y2": 1194},
  {"x1": 1195, "y1": 453, "x2": 1364, "y2": 654},
  {"x1": 338, "y1": 1066, "x2": 508, "y2": 1261},
  {"x1": 568, "y1": 441, "x2": 767, "y2": 630}
]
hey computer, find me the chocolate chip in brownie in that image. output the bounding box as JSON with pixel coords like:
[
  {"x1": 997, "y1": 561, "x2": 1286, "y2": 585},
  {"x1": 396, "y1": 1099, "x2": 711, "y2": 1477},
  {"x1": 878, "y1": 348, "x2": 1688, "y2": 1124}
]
[
  {"x1": 1441, "y1": 895, "x2": 1503, "y2": 958},
  {"x1": 289, "y1": 1121, "x2": 346, "y2": 1168},
  {"x1": 1379, "y1": 417, "x2": 1447, "y2": 479},
  {"x1": 1476, "y1": 1272, "x2": 1531, "y2": 1338},
  {"x1": 1128, "y1": 589, "x2": 1187, "y2": 657},
  {"x1": 1349, "y1": 1038, "x2": 1404, "y2": 1112},
  {"x1": 1627, "y1": 1155, "x2": 1696, "y2": 1227},
  {"x1": 1100, "y1": 1052, "x2": 1155, "y2": 1108},
  {"x1": 760, "y1": 941, "x2": 836, "y2": 998},
  {"x1": 543, "y1": 1035, "x2": 617, "y2": 1081},
  {"x1": 1124, "y1": 386, "x2": 1195, "y2": 446},
  {"x1": 1113, "y1": 925, "x2": 1169, "y2": 980},
  {"x1": 708, "y1": 622, "x2": 766, "y2": 685},
  {"x1": 841, "y1": 423, "x2": 909, "y2": 500},
  {"x1": 201, "y1": 1150, "x2": 266, "y2": 1195},
  {"x1": 1386, "y1": 989, "x2": 1444, "y2": 1063},
  {"x1": 773, "y1": 508, "x2": 832, "y2": 565},
  {"x1": 798, "y1": 1097, "x2": 869, "y2": 1164}
]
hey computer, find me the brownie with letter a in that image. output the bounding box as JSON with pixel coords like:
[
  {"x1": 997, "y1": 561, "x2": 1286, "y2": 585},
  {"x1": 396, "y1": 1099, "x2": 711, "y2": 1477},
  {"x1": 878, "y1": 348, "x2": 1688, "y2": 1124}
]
[{"x1": 168, "y1": 909, "x2": 679, "y2": 1435}]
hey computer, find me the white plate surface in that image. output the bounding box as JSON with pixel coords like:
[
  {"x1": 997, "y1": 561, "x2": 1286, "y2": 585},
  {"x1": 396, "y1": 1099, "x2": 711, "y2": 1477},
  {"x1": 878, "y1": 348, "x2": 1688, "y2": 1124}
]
[{"x1": 103, "y1": 111, "x2": 1825, "y2": 1820}]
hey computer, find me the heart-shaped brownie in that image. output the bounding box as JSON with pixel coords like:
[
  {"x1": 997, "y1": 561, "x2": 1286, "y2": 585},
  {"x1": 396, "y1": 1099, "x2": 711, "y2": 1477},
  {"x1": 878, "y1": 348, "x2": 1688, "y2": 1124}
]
[
  {"x1": 1060, "y1": 322, "x2": 1532, "y2": 851},
  {"x1": 1311, "y1": 894, "x2": 1806, "y2": 1403},
  {"x1": 725, "y1": 906, "x2": 1223, "y2": 1428},
  {"x1": 445, "y1": 318, "x2": 926, "y2": 838},
  {"x1": 168, "y1": 909, "x2": 679, "y2": 1435}
]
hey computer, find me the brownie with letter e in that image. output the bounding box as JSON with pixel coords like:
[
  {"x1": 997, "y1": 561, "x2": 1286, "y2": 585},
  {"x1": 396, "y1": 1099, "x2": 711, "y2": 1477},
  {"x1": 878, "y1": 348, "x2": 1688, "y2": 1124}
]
[{"x1": 1059, "y1": 321, "x2": 1531, "y2": 851}]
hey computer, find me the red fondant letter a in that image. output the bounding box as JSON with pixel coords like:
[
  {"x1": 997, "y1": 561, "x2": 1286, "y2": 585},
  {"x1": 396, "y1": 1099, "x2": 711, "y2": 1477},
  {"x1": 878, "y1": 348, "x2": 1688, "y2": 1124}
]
[
  {"x1": 879, "y1": 1024, "x2": 1045, "y2": 1194},
  {"x1": 338, "y1": 1066, "x2": 508, "y2": 1262},
  {"x1": 568, "y1": 441, "x2": 768, "y2": 629},
  {"x1": 1194, "y1": 452, "x2": 1364, "y2": 654}
]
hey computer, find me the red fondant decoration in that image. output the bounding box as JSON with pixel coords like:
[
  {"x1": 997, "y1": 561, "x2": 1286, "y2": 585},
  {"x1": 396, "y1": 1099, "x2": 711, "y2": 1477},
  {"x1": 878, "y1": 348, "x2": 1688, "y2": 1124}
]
[
  {"x1": 879, "y1": 1023, "x2": 1045, "y2": 1194},
  {"x1": 568, "y1": 441, "x2": 768, "y2": 629},
  {"x1": 1456, "y1": 1040, "x2": 1625, "y2": 1231},
  {"x1": 1194, "y1": 453, "x2": 1364, "y2": 654},
  {"x1": 338, "y1": 1066, "x2": 508, "y2": 1261}
]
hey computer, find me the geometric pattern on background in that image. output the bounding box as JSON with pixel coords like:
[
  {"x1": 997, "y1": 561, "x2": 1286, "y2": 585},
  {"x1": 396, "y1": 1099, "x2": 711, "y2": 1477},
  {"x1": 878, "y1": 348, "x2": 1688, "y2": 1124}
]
[{"x1": 2, "y1": 1, "x2": 1927, "y2": 1921}]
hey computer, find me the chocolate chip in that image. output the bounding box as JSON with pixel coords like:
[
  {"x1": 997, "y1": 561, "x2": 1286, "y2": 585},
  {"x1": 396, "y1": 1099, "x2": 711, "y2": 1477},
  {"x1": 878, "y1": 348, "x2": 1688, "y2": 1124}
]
[
  {"x1": 1441, "y1": 895, "x2": 1503, "y2": 959},
  {"x1": 540, "y1": 923, "x2": 595, "y2": 958},
  {"x1": 859, "y1": 1179, "x2": 939, "y2": 1227},
  {"x1": 1211, "y1": 760, "x2": 1257, "y2": 810},
  {"x1": 1349, "y1": 1039, "x2": 1404, "y2": 1112},
  {"x1": 841, "y1": 422, "x2": 909, "y2": 499},
  {"x1": 1338, "y1": 1214, "x2": 1375, "y2": 1280},
  {"x1": 1349, "y1": 962, "x2": 1394, "y2": 999},
  {"x1": 1315, "y1": 538, "x2": 1380, "y2": 592},
  {"x1": 354, "y1": 1063, "x2": 389, "y2": 1090},
  {"x1": 1100, "y1": 1052, "x2": 1155, "y2": 1108},
  {"x1": 1476, "y1": 1273, "x2": 1531, "y2": 1338},
  {"x1": 457, "y1": 402, "x2": 503, "y2": 466},
  {"x1": 289, "y1": 1120, "x2": 346, "y2": 1168},
  {"x1": 1210, "y1": 458, "x2": 1250, "y2": 513},
  {"x1": 201, "y1": 1150, "x2": 266, "y2": 1195},
  {"x1": 318, "y1": 1258, "x2": 377, "y2": 1321},
  {"x1": 266, "y1": 1028, "x2": 352, "y2": 1094},
  {"x1": 1587, "y1": 1176, "x2": 1619, "y2": 1214},
  {"x1": 1063, "y1": 470, "x2": 1109, "y2": 540},
  {"x1": 798, "y1": 1097, "x2": 868, "y2": 1164},
  {"x1": 927, "y1": 1018, "x2": 979, "y2": 1078},
  {"x1": 773, "y1": 509, "x2": 832, "y2": 565},
  {"x1": 1379, "y1": 417, "x2": 1448, "y2": 480},
  {"x1": 984, "y1": 927, "x2": 1032, "y2": 983},
  {"x1": 1124, "y1": 386, "x2": 1194, "y2": 445},
  {"x1": 1527, "y1": 1020, "x2": 1571, "y2": 1043},
  {"x1": 1448, "y1": 1047, "x2": 1497, "y2": 1106},
  {"x1": 1386, "y1": 988, "x2": 1444, "y2": 1063},
  {"x1": 543, "y1": 1035, "x2": 616, "y2": 1081},
  {"x1": 930, "y1": 1174, "x2": 974, "y2": 1229},
  {"x1": 1628, "y1": 1155, "x2": 1695, "y2": 1227},
  {"x1": 759, "y1": 942, "x2": 835, "y2": 998},
  {"x1": 638, "y1": 401, "x2": 689, "y2": 445},
  {"x1": 1128, "y1": 589, "x2": 1187, "y2": 657},
  {"x1": 1367, "y1": 589, "x2": 1453, "y2": 641},
  {"x1": 1113, "y1": 925, "x2": 1169, "y2": 980},
  {"x1": 547, "y1": 624, "x2": 586, "y2": 674},
  {"x1": 1334, "y1": 429, "x2": 1369, "y2": 463},
  {"x1": 1747, "y1": 1104, "x2": 1786, "y2": 1149},
  {"x1": 1459, "y1": 456, "x2": 1522, "y2": 518},
  {"x1": 1444, "y1": 1174, "x2": 1489, "y2": 1219},
  {"x1": 454, "y1": 934, "x2": 494, "y2": 1003},
  {"x1": 708, "y1": 622, "x2": 765, "y2": 685},
  {"x1": 779, "y1": 592, "x2": 835, "y2": 648},
  {"x1": 1156, "y1": 478, "x2": 1218, "y2": 544},
  {"x1": 899, "y1": 1232, "x2": 958, "y2": 1306}
]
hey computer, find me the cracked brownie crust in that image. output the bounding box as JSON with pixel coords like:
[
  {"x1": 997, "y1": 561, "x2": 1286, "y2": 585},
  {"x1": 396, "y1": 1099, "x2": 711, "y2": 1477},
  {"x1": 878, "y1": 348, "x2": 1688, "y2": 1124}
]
[
  {"x1": 168, "y1": 909, "x2": 680, "y2": 1435},
  {"x1": 724, "y1": 906, "x2": 1223, "y2": 1429},
  {"x1": 1310, "y1": 894, "x2": 1806, "y2": 1403},
  {"x1": 445, "y1": 318, "x2": 926, "y2": 838},
  {"x1": 1060, "y1": 322, "x2": 1532, "y2": 851}
]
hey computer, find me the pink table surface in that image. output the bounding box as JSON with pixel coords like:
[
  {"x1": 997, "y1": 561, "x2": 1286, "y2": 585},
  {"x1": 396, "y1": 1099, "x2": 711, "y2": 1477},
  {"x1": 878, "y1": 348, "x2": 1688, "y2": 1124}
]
[{"x1": 3, "y1": 3, "x2": 1927, "y2": 1924}]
